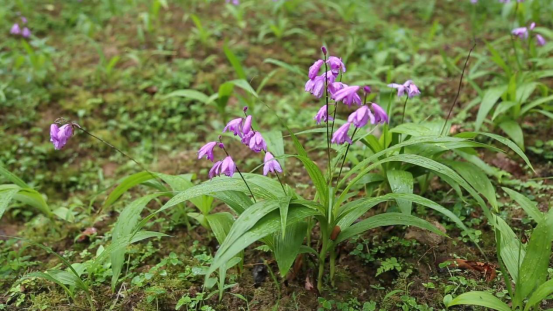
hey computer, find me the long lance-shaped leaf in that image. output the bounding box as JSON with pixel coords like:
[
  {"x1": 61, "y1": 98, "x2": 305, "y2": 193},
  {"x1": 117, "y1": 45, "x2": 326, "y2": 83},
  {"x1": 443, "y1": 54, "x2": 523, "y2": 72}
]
[
  {"x1": 524, "y1": 278, "x2": 553, "y2": 311},
  {"x1": 502, "y1": 188, "x2": 544, "y2": 224},
  {"x1": 111, "y1": 193, "x2": 167, "y2": 291},
  {"x1": 207, "y1": 204, "x2": 319, "y2": 278},
  {"x1": 338, "y1": 136, "x2": 470, "y2": 189},
  {"x1": 103, "y1": 171, "x2": 159, "y2": 207},
  {"x1": 336, "y1": 213, "x2": 447, "y2": 244},
  {"x1": 445, "y1": 292, "x2": 511, "y2": 311},
  {"x1": 0, "y1": 163, "x2": 29, "y2": 188},
  {"x1": 158, "y1": 175, "x2": 282, "y2": 214},
  {"x1": 294, "y1": 155, "x2": 328, "y2": 207},
  {"x1": 18, "y1": 272, "x2": 76, "y2": 301},
  {"x1": 273, "y1": 221, "x2": 307, "y2": 277},
  {"x1": 455, "y1": 131, "x2": 533, "y2": 171},
  {"x1": 513, "y1": 208, "x2": 553, "y2": 306},
  {"x1": 0, "y1": 187, "x2": 20, "y2": 220},
  {"x1": 337, "y1": 193, "x2": 470, "y2": 237}
]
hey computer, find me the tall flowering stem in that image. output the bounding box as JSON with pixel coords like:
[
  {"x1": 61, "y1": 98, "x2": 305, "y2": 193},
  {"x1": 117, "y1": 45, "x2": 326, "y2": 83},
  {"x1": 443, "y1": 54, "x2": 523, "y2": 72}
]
[
  {"x1": 440, "y1": 43, "x2": 475, "y2": 136},
  {"x1": 400, "y1": 96, "x2": 409, "y2": 124},
  {"x1": 509, "y1": 2, "x2": 523, "y2": 71},
  {"x1": 336, "y1": 127, "x2": 359, "y2": 183},
  {"x1": 323, "y1": 53, "x2": 332, "y2": 181}
]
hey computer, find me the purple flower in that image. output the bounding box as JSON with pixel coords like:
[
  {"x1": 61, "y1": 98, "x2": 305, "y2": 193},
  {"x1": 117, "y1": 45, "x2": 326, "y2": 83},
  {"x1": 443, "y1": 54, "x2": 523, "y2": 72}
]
[
  {"x1": 308, "y1": 59, "x2": 324, "y2": 80},
  {"x1": 333, "y1": 85, "x2": 361, "y2": 106},
  {"x1": 314, "y1": 105, "x2": 333, "y2": 125},
  {"x1": 22, "y1": 27, "x2": 30, "y2": 38},
  {"x1": 536, "y1": 34, "x2": 546, "y2": 46},
  {"x1": 471, "y1": 0, "x2": 478, "y2": 3},
  {"x1": 223, "y1": 118, "x2": 243, "y2": 136},
  {"x1": 10, "y1": 24, "x2": 21, "y2": 35},
  {"x1": 241, "y1": 131, "x2": 255, "y2": 145},
  {"x1": 407, "y1": 82, "x2": 421, "y2": 98},
  {"x1": 388, "y1": 80, "x2": 420, "y2": 98},
  {"x1": 331, "y1": 122, "x2": 352, "y2": 145},
  {"x1": 371, "y1": 103, "x2": 389, "y2": 124},
  {"x1": 305, "y1": 71, "x2": 335, "y2": 98},
  {"x1": 198, "y1": 142, "x2": 218, "y2": 162},
  {"x1": 209, "y1": 161, "x2": 223, "y2": 179},
  {"x1": 243, "y1": 115, "x2": 253, "y2": 135},
  {"x1": 327, "y1": 56, "x2": 346, "y2": 75},
  {"x1": 347, "y1": 106, "x2": 374, "y2": 128},
  {"x1": 263, "y1": 152, "x2": 282, "y2": 176},
  {"x1": 329, "y1": 82, "x2": 346, "y2": 98},
  {"x1": 50, "y1": 124, "x2": 73, "y2": 150},
  {"x1": 226, "y1": 0, "x2": 239, "y2": 4},
  {"x1": 220, "y1": 156, "x2": 236, "y2": 177},
  {"x1": 249, "y1": 132, "x2": 267, "y2": 153},
  {"x1": 21, "y1": 17, "x2": 27, "y2": 24},
  {"x1": 512, "y1": 27, "x2": 529, "y2": 39}
]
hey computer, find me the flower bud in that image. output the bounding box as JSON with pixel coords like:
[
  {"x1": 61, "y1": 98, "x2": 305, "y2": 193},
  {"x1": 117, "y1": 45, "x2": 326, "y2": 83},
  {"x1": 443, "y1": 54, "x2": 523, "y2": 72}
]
[
  {"x1": 321, "y1": 46, "x2": 327, "y2": 55},
  {"x1": 363, "y1": 86, "x2": 371, "y2": 94},
  {"x1": 243, "y1": 106, "x2": 248, "y2": 113}
]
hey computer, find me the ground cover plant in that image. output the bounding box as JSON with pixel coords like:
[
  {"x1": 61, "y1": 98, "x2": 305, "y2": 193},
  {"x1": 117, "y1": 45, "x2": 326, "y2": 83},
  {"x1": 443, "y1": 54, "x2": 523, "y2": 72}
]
[{"x1": 1, "y1": 0, "x2": 553, "y2": 310}]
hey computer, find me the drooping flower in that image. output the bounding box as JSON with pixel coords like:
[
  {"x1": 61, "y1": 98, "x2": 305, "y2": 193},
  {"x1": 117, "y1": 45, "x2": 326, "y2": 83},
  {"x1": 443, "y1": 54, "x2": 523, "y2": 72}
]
[
  {"x1": 308, "y1": 59, "x2": 324, "y2": 80},
  {"x1": 371, "y1": 103, "x2": 389, "y2": 124},
  {"x1": 209, "y1": 161, "x2": 223, "y2": 179},
  {"x1": 10, "y1": 24, "x2": 21, "y2": 35},
  {"x1": 241, "y1": 131, "x2": 255, "y2": 145},
  {"x1": 263, "y1": 152, "x2": 282, "y2": 176},
  {"x1": 22, "y1": 27, "x2": 31, "y2": 38},
  {"x1": 347, "y1": 106, "x2": 374, "y2": 128},
  {"x1": 243, "y1": 115, "x2": 253, "y2": 135},
  {"x1": 407, "y1": 82, "x2": 421, "y2": 98},
  {"x1": 50, "y1": 124, "x2": 73, "y2": 150},
  {"x1": 220, "y1": 156, "x2": 236, "y2": 177},
  {"x1": 225, "y1": 0, "x2": 239, "y2": 5},
  {"x1": 333, "y1": 85, "x2": 361, "y2": 106},
  {"x1": 328, "y1": 82, "x2": 346, "y2": 98},
  {"x1": 248, "y1": 132, "x2": 267, "y2": 153},
  {"x1": 198, "y1": 142, "x2": 218, "y2": 162},
  {"x1": 331, "y1": 122, "x2": 352, "y2": 145},
  {"x1": 21, "y1": 17, "x2": 27, "y2": 24},
  {"x1": 536, "y1": 34, "x2": 546, "y2": 46},
  {"x1": 223, "y1": 118, "x2": 243, "y2": 136},
  {"x1": 388, "y1": 80, "x2": 420, "y2": 98},
  {"x1": 305, "y1": 71, "x2": 335, "y2": 98},
  {"x1": 512, "y1": 23, "x2": 535, "y2": 40},
  {"x1": 314, "y1": 105, "x2": 333, "y2": 125},
  {"x1": 327, "y1": 56, "x2": 346, "y2": 75}
]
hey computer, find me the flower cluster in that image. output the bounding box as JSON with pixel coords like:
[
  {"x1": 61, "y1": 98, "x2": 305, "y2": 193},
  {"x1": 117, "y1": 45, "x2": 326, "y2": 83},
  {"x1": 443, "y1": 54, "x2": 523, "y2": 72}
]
[
  {"x1": 10, "y1": 17, "x2": 31, "y2": 38},
  {"x1": 306, "y1": 47, "x2": 390, "y2": 146},
  {"x1": 512, "y1": 22, "x2": 546, "y2": 46},
  {"x1": 198, "y1": 111, "x2": 282, "y2": 179}
]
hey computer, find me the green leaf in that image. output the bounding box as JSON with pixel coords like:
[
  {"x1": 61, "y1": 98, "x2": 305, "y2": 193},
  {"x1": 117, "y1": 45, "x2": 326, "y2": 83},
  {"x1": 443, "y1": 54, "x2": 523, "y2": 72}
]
[
  {"x1": 223, "y1": 45, "x2": 247, "y2": 80},
  {"x1": 52, "y1": 207, "x2": 75, "y2": 223},
  {"x1": 20, "y1": 272, "x2": 75, "y2": 300},
  {"x1": 492, "y1": 101, "x2": 518, "y2": 121},
  {"x1": 0, "y1": 163, "x2": 29, "y2": 188},
  {"x1": 475, "y1": 85, "x2": 507, "y2": 131},
  {"x1": 263, "y1": 58, "x2": 304, "y2": 75},
  {"x1": 273, "y1": 222, "x2": 307, "y2": 277},
  {"x1": 386, "y1": 170, "x2": 413, "y2": 214},
  {"x1": 104, "y1": 171, "x2": 158, "y2": 208},
  {"x1": 206, "y1": 212, "x2": 235, "y2": 244},
  {"x1": 444, "y1": 160, "x2": 498, "y2": 212},
  {"x1": 294, "y1": 156, "x2": 328, "y2": 207},
  {"x1": 498, "y1": 119, "x2": 524, "y2": 149},
  {"x1": 390, "y1": 123, "x2": 436, "y2": 136},
  {"x1": 520, "y1": 94, "x2": 553, "y2": 115},
  {"x1": 494, "y1": 215, "x2": 525, "y2": 282},
  {"x1": 111, "y1": 193, "x2": 166, "y2": 290},
  {"x1": 0, "y1": 188, "x2": 19, "y2": 220},
  {"x1": 525, "y1": 278, "x2": 553, "y2": 311},
  {"x1": 228, "y1": 79, "x2": 258, "y2": 98},
  {"x1": 279, "y1": 196, "x2": 291, "y2": 237},
  {"x1": 514, "y1": 208, "x2": 553, "y2": 305},
  {"x1": 336, "y1": 213, "x2": 446, "y2": 244},
  {"x1": 208, "y1": 203, "x2": 319, "y2": 278},
  {"x1": 445, "y1": 291, "x2": 511, "y2": 311},
  {"x1": 163, "y1": 89, "x2": 209, "y2": 103},
  {"x1": 455, "y1": 132, "x2": 533, "y2": 172},
  {"x1": 14, "y1": 188, "x2": 51, "y2": 217},
  {"x1": 211, "y1": 191, "x2": 252, "y2": 215},
  {"x1": 502, "y1": 188, "x2": 544, "y2": 224}
]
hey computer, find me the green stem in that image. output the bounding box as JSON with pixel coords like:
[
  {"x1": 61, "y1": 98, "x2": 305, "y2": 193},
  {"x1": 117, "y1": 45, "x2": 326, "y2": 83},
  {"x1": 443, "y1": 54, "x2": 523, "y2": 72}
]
[
  {"x1": 329, "y1": 246, "x2": 337, "y2": 287},
  {"x1": 400, "y1": 96, "x2": 409, "y2": 124}
]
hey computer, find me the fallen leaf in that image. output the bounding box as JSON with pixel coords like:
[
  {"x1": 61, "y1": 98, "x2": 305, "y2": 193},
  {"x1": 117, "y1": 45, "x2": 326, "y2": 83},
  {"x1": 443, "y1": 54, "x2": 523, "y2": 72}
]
[
  {"x1": 76, "y1": 227, "x2": 97, "y2": 242},
  {"x1": 443, "y1": 259, "x2": 497, "y2": 282}
]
